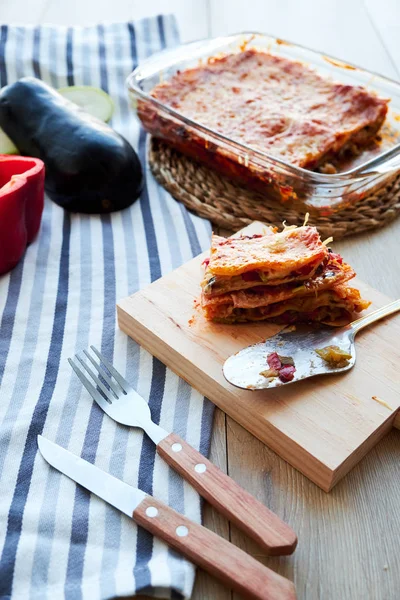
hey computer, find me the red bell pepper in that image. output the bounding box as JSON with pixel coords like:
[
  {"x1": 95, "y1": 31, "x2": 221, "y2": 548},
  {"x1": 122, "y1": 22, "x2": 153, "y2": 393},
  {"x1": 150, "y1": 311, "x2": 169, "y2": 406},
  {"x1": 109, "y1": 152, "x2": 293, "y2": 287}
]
[{"x1": 0, "y1": 155, "x2": 45, "y2": 275}]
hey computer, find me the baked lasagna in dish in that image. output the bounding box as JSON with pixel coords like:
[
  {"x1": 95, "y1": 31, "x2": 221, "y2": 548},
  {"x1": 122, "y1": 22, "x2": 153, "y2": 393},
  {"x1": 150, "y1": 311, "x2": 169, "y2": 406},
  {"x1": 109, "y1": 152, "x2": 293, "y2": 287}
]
[
  {"x1": 200, "y1": 226, "x2": 370, "y2": 325},
  {"x1": 147, "y1": 50, "x2": 389, "y2": 171}
]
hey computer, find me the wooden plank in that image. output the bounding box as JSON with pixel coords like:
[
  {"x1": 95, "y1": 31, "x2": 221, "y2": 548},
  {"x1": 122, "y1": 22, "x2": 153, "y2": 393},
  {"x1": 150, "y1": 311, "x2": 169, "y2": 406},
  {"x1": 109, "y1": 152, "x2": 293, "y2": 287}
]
[
  {"x1": 209, "y1": 2, "x2": 400, "y2": 597},
  {"x1": 209, "y1": 0, "x2": 398, "y2": 78},
  {"x1": 5, "y1": 0, "x2": 397, "y2": 595},
  {"x1": 0, "y1": 0, "x2": 48, "y2": 24},
  {"x1": 364, "y1": 0, "x2": 400, "y2": 79},
  {"x1": 39, "y1": 0, "x2": 209, "y2": 43},
  {"x1": 228, "y1": 421, "x2": 400, "y2": 600},
  {"x1": 117, "y1": 221, "x2": 400, "y2": 491}
]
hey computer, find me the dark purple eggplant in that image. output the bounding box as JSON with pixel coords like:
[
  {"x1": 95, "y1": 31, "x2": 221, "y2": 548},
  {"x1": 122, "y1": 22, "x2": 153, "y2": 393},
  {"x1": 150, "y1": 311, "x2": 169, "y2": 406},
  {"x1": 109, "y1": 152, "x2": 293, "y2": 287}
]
[{"x1": 0, "y1": 77, "x2": 143, "y2": 213}]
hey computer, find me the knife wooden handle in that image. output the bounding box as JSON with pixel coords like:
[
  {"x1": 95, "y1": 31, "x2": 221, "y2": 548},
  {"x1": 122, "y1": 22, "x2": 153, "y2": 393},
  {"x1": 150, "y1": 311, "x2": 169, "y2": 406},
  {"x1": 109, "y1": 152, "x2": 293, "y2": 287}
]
[
  {"x1": 133, "y1": 495, "x2": 296, "y2": 600},
  {"x1": 157, "y1": 433, "x2": 297, "y2": 556}
]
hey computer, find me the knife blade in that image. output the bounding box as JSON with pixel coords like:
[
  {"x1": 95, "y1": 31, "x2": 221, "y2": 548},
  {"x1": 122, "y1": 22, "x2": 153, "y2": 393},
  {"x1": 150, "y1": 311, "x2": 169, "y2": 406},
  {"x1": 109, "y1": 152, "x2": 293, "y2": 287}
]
[
  {"x1": 37, "y1": 435, "x2": 145, "y2": 515},
  {"x1": 37, "y1": 436, "x2": 296, "y2": 600}
]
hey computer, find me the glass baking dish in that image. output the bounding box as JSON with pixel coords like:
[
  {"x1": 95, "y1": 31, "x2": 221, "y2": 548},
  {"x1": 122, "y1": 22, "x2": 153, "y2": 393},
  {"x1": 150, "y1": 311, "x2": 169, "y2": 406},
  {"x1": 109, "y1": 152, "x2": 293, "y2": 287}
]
[{"x1": 126, "y1": 32, "x2": 400, "y2": 215}]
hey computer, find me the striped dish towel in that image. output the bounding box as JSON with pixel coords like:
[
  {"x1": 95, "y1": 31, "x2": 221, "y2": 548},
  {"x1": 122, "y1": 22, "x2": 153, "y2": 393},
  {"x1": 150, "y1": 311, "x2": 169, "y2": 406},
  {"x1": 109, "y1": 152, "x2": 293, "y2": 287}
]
[{"x1": 0, "y1": 15, "x2": 214, "y2": 600}]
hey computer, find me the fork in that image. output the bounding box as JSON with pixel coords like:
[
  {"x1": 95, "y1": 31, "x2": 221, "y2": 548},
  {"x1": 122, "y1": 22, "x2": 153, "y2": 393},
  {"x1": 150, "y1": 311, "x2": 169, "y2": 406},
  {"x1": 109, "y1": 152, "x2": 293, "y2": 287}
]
[{"x1": 69, "y1": 346, "x2": 297, "y2": 556}]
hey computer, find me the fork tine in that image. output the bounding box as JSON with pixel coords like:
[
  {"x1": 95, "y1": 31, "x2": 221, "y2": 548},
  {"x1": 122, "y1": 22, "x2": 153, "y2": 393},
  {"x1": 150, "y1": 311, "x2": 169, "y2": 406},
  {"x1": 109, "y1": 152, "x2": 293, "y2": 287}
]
[
  {"x1": 68, "y1": 358, "x2": 112, "y2": 406},
  {"x1": 75, "y1": 354, "x2": 117, "y2": 401},
  {"x1": 90, "y1": 345, "x2": 130, "y2": 393},
  {"x1": 83, "y1": 350, "x2": 121, "y2": 397}
]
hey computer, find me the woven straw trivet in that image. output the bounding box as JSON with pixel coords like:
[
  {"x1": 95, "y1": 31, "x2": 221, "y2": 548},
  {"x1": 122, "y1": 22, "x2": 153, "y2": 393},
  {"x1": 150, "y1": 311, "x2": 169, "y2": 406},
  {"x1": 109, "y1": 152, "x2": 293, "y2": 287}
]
[{"x1": 149, "y1": 137, "x2": 400, "y2": 239}]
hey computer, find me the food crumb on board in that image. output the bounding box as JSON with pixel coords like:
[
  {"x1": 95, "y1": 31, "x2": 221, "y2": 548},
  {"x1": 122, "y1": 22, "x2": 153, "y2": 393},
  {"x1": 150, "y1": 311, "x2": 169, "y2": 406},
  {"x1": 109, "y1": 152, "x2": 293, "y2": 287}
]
[
  {"x1": 383, "y1": 564, "x2": 389, "y2": 571},
  {"x1": 371, "y1": 396, "x2": 393, "y2": 411}
]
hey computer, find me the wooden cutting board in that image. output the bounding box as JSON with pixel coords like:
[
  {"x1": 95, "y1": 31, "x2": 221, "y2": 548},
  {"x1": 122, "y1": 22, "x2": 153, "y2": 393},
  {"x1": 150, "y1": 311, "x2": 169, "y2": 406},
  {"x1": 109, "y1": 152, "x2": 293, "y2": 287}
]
[{"x1": 117, "y1": 222, "x2": 400, "y2": 491}]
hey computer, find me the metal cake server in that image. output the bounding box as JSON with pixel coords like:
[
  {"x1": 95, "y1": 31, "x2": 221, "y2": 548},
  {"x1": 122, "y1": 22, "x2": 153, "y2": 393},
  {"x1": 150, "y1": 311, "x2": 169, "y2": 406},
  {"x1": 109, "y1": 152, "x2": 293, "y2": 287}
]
[{"x1": 223, "y1": 299, "x2": 400, "y2": 390}]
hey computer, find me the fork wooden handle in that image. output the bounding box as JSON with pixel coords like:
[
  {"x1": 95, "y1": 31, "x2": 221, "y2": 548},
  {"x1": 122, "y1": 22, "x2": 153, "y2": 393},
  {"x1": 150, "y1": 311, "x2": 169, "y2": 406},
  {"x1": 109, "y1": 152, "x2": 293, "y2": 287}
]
[
  {"x1": 157, "y1": 433, "x2": 297, "y2": 556},
  {"x1": 133, "y1": 495, "x2": 296, "y2": 600}
]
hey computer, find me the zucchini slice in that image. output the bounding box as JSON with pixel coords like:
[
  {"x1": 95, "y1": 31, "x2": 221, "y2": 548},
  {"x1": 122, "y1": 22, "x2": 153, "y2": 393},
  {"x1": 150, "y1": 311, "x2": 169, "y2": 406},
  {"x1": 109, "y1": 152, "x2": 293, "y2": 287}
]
[
  {"x1": 0, "y1": 128, "x2": 18, "y2": 154},
  {"x1": 57, "y1": 85, "x2": 114, "y2": 122}
]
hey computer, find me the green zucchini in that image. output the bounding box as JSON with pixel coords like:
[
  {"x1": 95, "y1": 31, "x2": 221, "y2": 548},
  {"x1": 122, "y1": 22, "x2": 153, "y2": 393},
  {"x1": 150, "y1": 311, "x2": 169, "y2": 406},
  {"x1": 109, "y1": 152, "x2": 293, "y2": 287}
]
[{"x1": 57, "y1": 85, "x2": 114, "y2": 122}]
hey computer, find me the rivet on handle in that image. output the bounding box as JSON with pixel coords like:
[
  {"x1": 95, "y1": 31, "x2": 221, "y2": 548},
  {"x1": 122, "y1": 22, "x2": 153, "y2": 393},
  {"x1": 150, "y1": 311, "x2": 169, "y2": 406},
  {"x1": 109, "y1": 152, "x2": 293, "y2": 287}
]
[
  {"x1": 194, "y1": 463, "x2": 206, "y2": 473},
  {"x1": 146, "y1": 506, "x2": 158, "y2": 517},
  {"x1": 171, "y1": 443, "x2": 182, "y2": 452},
  {"x1": 176, "y1": 525, "x2": 189, "y2": 537}
]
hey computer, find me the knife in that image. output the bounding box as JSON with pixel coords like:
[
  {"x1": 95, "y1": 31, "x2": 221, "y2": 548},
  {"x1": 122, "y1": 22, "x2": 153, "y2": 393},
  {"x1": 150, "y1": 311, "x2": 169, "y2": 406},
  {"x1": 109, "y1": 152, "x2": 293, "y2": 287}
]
[{"x1": 37, "y1": 436, "x2": 296, "y2": 600}]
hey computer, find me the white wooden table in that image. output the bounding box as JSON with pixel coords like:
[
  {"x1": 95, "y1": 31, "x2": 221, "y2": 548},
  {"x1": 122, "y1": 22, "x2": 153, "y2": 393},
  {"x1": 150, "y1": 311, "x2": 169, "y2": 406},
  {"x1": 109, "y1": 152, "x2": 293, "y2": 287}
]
[{"x1": 4, "y1": 1, "x2": 400, "y2": 598}]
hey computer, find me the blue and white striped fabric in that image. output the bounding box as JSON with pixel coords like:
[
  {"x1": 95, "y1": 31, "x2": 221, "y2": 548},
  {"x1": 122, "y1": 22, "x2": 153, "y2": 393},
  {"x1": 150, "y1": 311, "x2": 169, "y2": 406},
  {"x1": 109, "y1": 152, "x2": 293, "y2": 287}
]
[{"x1": 0, "y1": 15, "x2": 214, "y2": 600}]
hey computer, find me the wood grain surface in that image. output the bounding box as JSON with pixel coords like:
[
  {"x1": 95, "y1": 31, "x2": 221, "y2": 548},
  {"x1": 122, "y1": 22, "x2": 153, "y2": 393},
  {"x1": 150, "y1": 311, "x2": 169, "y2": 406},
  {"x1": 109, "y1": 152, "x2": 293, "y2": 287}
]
[
  {"x1": 13, "y1": 0, "x2": 400, "y2": 598},
  {"x1": 133, "y1": 495, "x2": 297, "y2": 600},
  {"x1": 157, "y1": 432, "x2": 297, "y2": 555},
  {"x1": 118, "y1": 220, "x2": 400, "y2": 491}
]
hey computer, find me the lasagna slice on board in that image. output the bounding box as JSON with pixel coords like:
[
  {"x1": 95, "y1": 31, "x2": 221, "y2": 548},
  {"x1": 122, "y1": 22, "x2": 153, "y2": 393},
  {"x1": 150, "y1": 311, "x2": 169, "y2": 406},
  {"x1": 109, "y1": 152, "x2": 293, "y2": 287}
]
[{"x1": 200, "y1": 226, "x2": 370, "y2": 326}]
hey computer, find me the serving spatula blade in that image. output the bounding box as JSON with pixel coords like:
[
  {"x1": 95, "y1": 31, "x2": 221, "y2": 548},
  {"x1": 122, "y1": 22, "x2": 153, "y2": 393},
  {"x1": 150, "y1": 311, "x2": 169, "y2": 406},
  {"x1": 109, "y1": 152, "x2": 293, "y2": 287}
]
[
  {"x1": 224, "y1": 299, "x2": 400, "y2": 390},
  {"x1": 223, "y1": 324, "x2": 355, "y2": 390}
]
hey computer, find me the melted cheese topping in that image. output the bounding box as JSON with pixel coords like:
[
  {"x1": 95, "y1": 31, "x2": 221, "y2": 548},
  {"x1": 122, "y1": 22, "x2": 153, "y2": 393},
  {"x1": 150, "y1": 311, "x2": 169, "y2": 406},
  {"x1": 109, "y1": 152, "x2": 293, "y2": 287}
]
[
  {"x1": 151, "y1": 50, "x2": 389, "y2": 169},
  {"x1": 205, "y1": 226, "x2": 327, "y2": 278}
]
